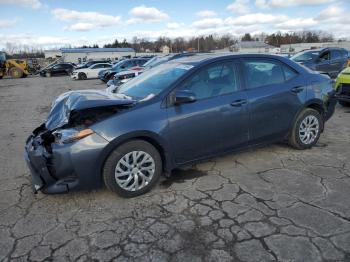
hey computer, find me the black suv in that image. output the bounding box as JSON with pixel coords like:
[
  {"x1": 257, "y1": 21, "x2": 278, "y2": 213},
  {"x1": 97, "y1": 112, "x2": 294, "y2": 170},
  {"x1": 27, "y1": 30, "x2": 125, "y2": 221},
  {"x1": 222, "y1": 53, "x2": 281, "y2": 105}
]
[
  {"x1": 291, "y1": 48, "x2": 348, "y2": 78},
  {"x1": 40, "y1": 63, "x2": 75, "y2": 77}
]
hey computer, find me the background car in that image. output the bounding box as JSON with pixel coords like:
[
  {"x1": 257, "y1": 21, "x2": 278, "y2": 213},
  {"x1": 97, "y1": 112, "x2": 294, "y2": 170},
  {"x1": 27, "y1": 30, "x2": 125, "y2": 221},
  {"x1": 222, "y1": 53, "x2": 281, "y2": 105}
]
[
  {"x1": 291, "y1": 47, "x2": 348, "y2": 78},
  {"x1": 106, "y1": 53, "x2": 200, "y2": 88},
  {"x1": 39, "y1": 63, "x2": 75, "y2": 77},
  {"x1": 71, "y1": 63, "x2": 112, "y2": 80},
  {"x1": 75, "y1": 60, "x2": 110, "y2": 70},
  {"x1": 25, "y1": 54, "x2": 336, "y2": 198},
  {"x1": 99, "y1": 58, "x2": 150, "y2": 82},
  {"x1": 335, "y1": 67, "x2": 350, "y2": 107}
]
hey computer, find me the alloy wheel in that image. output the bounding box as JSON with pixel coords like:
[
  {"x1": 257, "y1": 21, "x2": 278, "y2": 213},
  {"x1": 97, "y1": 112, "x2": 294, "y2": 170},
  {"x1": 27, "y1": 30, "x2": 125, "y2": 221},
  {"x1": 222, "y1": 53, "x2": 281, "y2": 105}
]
[
  {"x1": 115, "y1": 151, "x2": 155, "y2": 192},
  {"x1": 298, "y1": 115, "x2": 319, "y2": 145}
]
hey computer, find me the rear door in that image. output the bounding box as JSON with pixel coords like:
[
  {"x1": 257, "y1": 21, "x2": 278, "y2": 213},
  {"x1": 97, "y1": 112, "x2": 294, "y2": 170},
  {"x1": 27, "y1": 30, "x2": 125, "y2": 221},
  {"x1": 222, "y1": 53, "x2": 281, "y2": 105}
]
[
  {"x1": 242, "y1": 58, "x2": 306, "y2": 144},
  {"x1": 329, "y1": 50, "x2": 346, "y2": 77},
  {"x1": 166, "y1": 60, "x2": 249, "y2": 164},
  {"x1": 51, "y1": 64, "x2": 64, "y2": 76}
]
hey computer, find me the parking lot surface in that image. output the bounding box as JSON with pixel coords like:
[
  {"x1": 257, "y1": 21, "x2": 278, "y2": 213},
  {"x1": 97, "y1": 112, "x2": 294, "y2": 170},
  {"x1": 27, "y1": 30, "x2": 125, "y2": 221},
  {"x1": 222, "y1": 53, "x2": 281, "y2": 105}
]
[{"x1": 0, "y1": 76, "x2": 350, "y2": 262}]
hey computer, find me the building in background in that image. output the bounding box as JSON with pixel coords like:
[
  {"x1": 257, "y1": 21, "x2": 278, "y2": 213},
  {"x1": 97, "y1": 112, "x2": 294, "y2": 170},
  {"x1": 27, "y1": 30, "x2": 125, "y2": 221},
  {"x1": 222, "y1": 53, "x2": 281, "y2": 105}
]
[
  {"x1": 44, "y1": 48, "x2": 136, "y2": 63},
  {"x1": 230, "y1": 41, "x2": 278, "y2": 53},
  {"x1": 44, "y1": 50, "x2": 61, "y2": 59}
]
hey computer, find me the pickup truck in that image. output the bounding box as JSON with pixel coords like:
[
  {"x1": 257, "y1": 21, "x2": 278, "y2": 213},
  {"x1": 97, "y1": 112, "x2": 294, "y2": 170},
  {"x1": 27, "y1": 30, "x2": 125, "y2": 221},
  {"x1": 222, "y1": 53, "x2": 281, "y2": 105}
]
[{"x1": 291, "y1": 47, "x2": 348, "y2": 78}]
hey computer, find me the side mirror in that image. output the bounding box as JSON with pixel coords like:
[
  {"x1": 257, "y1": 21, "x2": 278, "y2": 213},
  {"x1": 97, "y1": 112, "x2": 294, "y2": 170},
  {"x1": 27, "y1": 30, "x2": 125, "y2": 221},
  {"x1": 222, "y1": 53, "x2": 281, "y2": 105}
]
[{"x1": 174, "y1": 90, "x2": 196, "y2": 105}]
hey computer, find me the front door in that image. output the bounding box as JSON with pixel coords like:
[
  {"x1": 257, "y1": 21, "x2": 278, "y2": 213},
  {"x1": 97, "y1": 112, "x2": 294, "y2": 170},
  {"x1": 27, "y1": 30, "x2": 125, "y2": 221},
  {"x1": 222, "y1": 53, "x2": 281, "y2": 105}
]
[{"x1": 166, "y1": 60, "x2": 249, "y2": 164}]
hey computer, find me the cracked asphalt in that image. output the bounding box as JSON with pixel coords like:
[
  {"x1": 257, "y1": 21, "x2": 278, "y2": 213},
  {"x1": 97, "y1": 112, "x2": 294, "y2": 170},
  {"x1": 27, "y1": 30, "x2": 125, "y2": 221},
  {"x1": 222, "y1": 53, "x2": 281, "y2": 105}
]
[{"x1": 1, "y1": 76, "x2": 350, "y2": 262}]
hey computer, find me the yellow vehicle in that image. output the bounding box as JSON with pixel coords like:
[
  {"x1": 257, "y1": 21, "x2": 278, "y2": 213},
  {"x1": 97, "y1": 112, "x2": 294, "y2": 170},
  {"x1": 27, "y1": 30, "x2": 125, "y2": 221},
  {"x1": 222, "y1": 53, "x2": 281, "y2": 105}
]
[{"x1": 0, "y1": 51, "x2": 30, "y2": 79}]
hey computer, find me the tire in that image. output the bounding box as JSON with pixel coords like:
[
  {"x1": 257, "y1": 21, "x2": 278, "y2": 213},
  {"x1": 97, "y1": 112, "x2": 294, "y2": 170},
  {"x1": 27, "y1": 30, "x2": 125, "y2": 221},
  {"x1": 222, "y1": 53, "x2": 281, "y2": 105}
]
[
  {"x1": 103, "y1": 140, "x2": 162, "y2": 198},
  {"x1": 46, "y1": 72, "x2": 51, "y2": 77},
  {"x1": 78, "y1": 72, "x2": 87, "y2": 80},
  {"x1": 339, "y1": 101, "x2": 350, "y2": 107},
  {"x1": 289, "y1": 108, "x2": 323, "y2": 150},
  {"x1": 9, "y1": 67, "x2": 23, "y2": 78}
]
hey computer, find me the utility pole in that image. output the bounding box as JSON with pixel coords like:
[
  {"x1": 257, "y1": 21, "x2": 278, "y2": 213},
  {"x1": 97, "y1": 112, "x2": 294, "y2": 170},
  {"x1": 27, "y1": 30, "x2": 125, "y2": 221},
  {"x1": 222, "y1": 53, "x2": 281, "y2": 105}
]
[{"x1": 197, "y1": 37, "x2": 199, "y2": 52}]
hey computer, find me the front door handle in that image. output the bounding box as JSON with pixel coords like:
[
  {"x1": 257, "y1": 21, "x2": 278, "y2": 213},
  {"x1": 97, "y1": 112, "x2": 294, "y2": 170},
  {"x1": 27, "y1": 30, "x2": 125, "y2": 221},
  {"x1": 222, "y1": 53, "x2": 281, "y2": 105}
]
[
  {"x1": 291, "y1": 86, "x2": 304, "y2": 93},
  {"x1": 230, "y1": 99, "x2": 247, "y2": 107}
]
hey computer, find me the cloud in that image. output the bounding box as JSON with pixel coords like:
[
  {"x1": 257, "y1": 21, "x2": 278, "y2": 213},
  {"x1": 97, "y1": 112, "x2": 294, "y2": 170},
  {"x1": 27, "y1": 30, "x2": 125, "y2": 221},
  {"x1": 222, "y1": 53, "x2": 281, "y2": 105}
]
[
  {"x1": 315, "y1": 5, "x2": 343, "y2": 21},
  {"x1": 52, "y1": 8, "x2": 121, "y2": 31},
  {"x1": 166, "y1": 22, "x2": 184, "y2": 29},
  {"x1": 227, "y1": 0, "x2": 250, "y2": 14},
  {"x1": 255, "y1": 0, "x2": 335, "y2": 8},
  {"x1": 0, "y1": 0, "x2": 41, "y2": 9},
  {"x1": 276, "y1": 18, "x2": 318, "y2": 29},
  {"x1": 0, "y1": 19, "x2": 18, "y2": 29},
  {"x1": 225, "y1": 13, "x2": 288, "y2": 26},
  {"x1": 192, "y1": 18, "x2": 224, "y2": 29},
  {"x1": 127, "y1": 5, "x2": 169, "y2": 24},
  {"x1": 196, "y1": 10, "x2": 217, "y2": 18}
]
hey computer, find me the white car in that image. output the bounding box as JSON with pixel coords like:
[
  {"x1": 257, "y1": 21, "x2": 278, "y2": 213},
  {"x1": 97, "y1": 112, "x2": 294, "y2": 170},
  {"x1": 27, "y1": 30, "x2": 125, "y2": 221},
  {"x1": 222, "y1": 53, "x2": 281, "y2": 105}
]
[{"x1": 71, "y1": 63, "x2": 112, "y2": 80}]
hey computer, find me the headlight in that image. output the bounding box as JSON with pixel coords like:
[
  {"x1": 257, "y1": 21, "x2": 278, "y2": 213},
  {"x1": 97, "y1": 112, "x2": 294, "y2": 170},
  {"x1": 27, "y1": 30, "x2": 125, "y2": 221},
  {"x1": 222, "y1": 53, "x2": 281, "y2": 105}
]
[{"x1": 53, "y1": 128, "x2": 94, "y2": 144}]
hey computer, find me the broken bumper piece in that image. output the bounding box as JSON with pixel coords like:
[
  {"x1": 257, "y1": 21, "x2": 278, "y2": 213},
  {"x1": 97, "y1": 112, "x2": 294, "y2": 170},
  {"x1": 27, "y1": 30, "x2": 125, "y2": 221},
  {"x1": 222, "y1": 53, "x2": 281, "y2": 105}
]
[{"x1": 24, "y1": 128, "x2": 109, "y2": 194}]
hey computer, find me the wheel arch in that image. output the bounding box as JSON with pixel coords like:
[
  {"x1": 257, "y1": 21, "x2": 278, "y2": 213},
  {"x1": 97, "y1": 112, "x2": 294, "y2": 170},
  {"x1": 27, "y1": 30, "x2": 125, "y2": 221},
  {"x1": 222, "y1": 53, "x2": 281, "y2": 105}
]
[{"x1": 97, "y1": 131, "x2": 173, "y2": 183}]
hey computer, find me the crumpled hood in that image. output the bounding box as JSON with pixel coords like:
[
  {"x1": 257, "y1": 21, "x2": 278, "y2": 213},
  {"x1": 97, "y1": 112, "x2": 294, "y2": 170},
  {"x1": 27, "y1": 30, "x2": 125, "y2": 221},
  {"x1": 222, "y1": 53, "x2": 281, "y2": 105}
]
[{"x1": 45, "y1": 90, "x2": 135, "y2": 130}]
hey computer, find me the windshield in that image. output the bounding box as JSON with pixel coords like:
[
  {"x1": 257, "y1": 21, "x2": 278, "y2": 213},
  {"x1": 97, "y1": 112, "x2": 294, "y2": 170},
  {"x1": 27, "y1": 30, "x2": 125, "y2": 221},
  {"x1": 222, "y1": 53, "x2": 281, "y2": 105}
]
[
  {"x1": 144, "y1": 55, "x2": 173, "y2": 69},
  {"x1": 116, "y1": 63, "x2": 192, "y2": 99},
  {"x1": 291, "y1": 50, "x2": 319, "y2": 62},
  {"x1": 111, "y1": 60, "x2": 125, "y2": 70}
]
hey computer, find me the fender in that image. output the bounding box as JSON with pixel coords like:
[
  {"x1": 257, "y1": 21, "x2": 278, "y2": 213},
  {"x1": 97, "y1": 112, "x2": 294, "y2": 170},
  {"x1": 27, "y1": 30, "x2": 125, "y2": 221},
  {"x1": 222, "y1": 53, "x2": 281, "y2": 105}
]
[{"x1": 96, "y1": 130, "x2": 174, "y2": 181}]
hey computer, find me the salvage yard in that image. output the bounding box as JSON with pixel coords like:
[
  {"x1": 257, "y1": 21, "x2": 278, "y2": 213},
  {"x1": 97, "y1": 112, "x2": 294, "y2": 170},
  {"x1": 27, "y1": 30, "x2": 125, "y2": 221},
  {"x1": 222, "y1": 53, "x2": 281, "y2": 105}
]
[{"x1": 1, "y1": 76, "x2": 350, "y2": 261}]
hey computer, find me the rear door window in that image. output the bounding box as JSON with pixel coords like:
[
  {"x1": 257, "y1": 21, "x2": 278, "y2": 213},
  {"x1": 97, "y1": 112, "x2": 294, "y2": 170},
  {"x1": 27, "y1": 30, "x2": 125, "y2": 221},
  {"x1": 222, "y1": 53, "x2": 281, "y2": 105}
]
[
  {"x1": 331, "y1": 50, "x2": 342, "y2": 60},
  {"x1": 244, "y1": 59, "x2": 297, "y2": 89}
]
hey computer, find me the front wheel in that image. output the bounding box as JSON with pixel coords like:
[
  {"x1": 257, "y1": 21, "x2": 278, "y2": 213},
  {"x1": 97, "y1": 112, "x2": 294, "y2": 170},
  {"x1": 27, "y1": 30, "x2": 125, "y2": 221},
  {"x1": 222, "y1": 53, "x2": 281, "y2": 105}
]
[
  {"x1": 289, "y1": 108, "x2": 323, "y2": 150},
  {"x1": 103, "y1": 140, "x2": 162, "y2": 198},
  {"x1": 9, "y1": 67, "x2": 23, "y2": 78},
  {"x1": 78, "y1": 72, "x2": 87, "y2": 80}
]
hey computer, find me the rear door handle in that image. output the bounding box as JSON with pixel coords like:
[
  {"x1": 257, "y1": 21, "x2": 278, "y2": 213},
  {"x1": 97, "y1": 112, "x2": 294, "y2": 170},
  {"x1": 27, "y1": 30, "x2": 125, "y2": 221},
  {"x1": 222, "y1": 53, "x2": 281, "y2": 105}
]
[
  {"x1": 291, "y1": 86, "x2": 304, "y2": 93},
  {"x1": 230, "y1": 99, "x2": 247, "y2": 107}
]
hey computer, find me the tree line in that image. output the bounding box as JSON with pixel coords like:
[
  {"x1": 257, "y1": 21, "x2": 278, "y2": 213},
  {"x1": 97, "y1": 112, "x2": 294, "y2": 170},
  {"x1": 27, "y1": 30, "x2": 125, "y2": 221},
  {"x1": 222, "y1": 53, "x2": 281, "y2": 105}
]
[
  {"x1": 1, "y1": 30, "x2": 339, "y2": 57},
  {"x1": 100, "y1": 30, "x2": 335, "y2": 52}
]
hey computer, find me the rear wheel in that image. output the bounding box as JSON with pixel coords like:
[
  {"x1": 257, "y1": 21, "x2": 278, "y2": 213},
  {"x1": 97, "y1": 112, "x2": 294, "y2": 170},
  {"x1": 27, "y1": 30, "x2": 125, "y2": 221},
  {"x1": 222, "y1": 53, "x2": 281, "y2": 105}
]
[
  {"x1": 339, "y1": 101, "x2": 350, "y2": 107},
  {"x1": 9, "y1": 67, "x2": 23, "y2": 78},
  {"x1": 78, "y1": 72, "x2": 87, "y2": 80},
  {"x1": 103, "y1": 140, "x2": 162, "y2": 198},
  {"x1": 289, "y1": 108, "x2": 323, "y2": 150}
]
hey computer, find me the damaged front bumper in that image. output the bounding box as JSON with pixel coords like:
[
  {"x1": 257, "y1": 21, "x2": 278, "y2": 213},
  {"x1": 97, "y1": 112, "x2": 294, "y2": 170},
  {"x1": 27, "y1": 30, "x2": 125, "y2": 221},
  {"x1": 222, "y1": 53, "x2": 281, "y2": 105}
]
[{"x1": 24, "y1": 126, "x2": 109, "y2": 194}]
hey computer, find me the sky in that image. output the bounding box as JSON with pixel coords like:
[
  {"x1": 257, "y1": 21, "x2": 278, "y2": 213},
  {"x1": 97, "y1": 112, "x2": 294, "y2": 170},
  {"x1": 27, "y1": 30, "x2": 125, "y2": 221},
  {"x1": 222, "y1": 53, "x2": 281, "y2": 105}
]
[{"x1": 0, "y1": 0, "x2": 349, "y2": 50}]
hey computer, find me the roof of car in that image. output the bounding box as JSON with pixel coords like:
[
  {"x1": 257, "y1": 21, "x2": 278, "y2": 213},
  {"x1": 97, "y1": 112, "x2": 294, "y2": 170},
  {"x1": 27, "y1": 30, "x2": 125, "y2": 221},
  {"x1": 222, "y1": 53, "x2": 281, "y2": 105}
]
[
  {"x1": 299, "y1": 47, "x2": 347, "y2": 53},
  {"x1": 170, "y1": 52, "x2": 289, "y2": 65}
]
